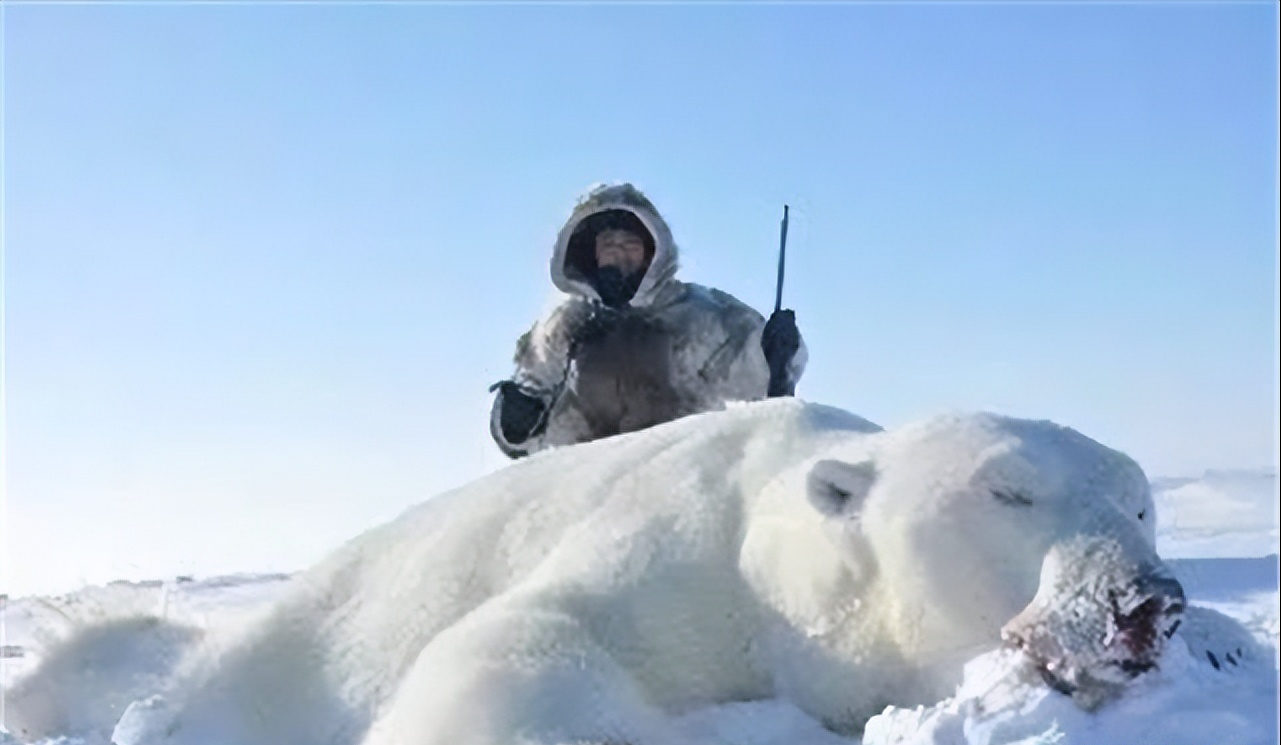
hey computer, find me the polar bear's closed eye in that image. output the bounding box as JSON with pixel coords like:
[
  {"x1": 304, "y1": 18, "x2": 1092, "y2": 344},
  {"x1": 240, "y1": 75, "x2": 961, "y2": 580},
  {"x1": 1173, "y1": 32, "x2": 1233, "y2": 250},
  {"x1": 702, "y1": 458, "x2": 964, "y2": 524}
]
[
  {"x1": 807, "y1": 459, "x2": 877, "y2": 518},
  {"x1": 990, "y1": 486, "x2": 1035, "y2": 507}
]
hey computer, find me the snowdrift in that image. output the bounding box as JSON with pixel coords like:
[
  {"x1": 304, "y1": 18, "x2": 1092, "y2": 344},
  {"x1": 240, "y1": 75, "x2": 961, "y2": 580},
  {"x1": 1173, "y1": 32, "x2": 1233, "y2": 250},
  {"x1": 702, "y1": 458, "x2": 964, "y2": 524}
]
[{"x1": 1, "y1": 400, "x2": 1275, "y2": 745}]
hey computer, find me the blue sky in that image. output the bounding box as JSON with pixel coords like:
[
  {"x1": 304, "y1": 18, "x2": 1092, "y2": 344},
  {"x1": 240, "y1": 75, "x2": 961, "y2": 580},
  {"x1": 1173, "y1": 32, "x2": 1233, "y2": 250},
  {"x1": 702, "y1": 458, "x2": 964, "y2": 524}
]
[{"x1": 4, "y1": 2, "x2": 1277, "y2": 594}]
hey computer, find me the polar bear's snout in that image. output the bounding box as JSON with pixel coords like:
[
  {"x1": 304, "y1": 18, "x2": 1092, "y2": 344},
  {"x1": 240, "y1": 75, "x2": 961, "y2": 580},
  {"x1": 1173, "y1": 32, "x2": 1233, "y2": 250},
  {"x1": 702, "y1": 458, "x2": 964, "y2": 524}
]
[
  {"x1": 1130, "y1": 570, "x2": 1187, "y2": 648},
  {"x1": 999, "y1": 535, "x2": 1186, "y2": 709}
]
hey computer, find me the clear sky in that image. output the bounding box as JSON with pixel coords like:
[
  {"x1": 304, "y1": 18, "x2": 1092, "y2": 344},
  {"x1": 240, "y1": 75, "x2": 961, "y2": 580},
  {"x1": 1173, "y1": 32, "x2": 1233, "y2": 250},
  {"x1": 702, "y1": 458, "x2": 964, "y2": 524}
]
[{"x1": 4, "y1": 2, "x2": 1277, "y2": 595}]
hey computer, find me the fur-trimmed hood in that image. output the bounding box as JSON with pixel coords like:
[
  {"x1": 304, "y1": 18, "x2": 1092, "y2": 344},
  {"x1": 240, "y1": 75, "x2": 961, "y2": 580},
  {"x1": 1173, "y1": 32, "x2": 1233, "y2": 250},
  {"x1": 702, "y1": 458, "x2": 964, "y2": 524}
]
[{"x1": 550, "y1": 183, "x2": 680, "y2": 308}]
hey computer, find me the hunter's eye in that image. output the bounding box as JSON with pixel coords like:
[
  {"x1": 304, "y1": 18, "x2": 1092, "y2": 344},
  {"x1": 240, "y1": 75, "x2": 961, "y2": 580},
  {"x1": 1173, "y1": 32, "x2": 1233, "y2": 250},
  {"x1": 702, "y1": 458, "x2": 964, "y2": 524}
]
[{"x1": 990, "y1": 487, "x2": 1034, "y2": 507}]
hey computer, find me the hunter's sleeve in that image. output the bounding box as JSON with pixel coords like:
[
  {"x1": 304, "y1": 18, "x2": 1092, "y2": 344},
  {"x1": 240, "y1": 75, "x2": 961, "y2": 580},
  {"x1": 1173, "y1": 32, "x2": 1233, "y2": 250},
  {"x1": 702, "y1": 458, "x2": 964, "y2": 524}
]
[
  {"x1": 489, "y1": 301, "x2": 585, "y2": 458},
  {"x1": 708, "y1": 290, "x2": 807, "y2": 400}
]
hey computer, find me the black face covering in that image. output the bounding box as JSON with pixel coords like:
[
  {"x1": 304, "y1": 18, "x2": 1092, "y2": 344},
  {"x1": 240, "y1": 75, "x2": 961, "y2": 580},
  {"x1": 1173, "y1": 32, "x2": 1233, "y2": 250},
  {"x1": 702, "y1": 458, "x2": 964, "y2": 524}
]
[{"x1": 594, "y1": 265, "x2": 644, "y2": 309}]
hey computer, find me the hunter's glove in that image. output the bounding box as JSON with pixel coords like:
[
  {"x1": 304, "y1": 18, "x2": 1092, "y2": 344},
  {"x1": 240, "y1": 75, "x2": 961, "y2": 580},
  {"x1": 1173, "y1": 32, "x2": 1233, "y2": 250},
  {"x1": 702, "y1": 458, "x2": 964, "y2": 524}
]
[
  {"x1": 490, "y1": 380, "x2": 549, "y2": 444},
  {"x1": 761, "y1": 309, "x2": 801, "y2": 397}
]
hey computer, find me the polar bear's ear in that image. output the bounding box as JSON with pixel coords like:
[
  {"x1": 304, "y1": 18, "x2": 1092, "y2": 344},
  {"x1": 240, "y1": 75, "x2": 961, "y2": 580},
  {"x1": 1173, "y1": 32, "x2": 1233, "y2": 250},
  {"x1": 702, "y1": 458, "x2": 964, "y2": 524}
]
[{"x1": 807, "y1": 459, "x2": 877, "y2": 518}]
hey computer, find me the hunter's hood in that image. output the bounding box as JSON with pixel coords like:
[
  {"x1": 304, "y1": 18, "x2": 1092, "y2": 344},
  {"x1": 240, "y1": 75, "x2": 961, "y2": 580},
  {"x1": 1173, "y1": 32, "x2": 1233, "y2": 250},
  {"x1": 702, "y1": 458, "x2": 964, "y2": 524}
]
[{"x1": 550, "y1": 183, "x2": 679, "y2": 307}]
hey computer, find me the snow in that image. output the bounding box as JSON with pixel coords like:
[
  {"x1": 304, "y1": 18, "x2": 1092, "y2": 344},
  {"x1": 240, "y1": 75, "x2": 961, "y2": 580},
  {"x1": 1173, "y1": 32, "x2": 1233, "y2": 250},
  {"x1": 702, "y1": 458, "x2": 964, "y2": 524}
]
[
  {"x1": 0, "y1": 575, "x2": 291, "y2": 745},
  {"x1": 1, "y1": 436, "x2": 1276, "y2": 745},
  {"x1": 1, "y1": 574, "x2": 290, "y2": 692},
  {"x1": 863, "y1": 643, "x2": 1277, "y2": 745}
]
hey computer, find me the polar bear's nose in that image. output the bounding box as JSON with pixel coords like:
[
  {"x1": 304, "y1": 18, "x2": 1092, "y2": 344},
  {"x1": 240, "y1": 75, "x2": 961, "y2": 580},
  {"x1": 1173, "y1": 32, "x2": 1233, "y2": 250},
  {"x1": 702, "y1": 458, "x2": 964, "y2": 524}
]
[
  {"x1": 1115, "y1": 570, "x2": 1186, "y2": 662},
  {"x1": 999, "y1": 558, "x2": 1188, "y2": 709},
  {"x1": 1136, "y1": 571, "x2": 1186, "y2": 618}
]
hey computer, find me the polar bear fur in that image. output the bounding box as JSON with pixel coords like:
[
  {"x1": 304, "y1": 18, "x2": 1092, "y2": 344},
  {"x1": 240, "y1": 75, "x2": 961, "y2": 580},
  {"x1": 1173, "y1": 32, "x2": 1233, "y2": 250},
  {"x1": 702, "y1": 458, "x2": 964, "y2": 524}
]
[{"x1": 27, "y1": 400, "x2": 1186, "y2": 745}]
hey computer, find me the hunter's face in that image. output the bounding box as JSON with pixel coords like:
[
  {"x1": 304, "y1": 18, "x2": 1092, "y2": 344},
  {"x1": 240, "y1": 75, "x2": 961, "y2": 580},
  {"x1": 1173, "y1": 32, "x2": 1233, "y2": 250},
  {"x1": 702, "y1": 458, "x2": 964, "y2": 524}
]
[{"x1": 594, "y1": 229, "x2": 647, "y2": 276}]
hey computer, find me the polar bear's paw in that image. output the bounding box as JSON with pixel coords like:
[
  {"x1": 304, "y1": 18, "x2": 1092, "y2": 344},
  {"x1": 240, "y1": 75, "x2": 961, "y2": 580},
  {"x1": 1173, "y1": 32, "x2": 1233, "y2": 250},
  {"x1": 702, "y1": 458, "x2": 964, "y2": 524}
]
[{"x1": 1177, "y1": 605, "x2": 1272, "y2": 673}]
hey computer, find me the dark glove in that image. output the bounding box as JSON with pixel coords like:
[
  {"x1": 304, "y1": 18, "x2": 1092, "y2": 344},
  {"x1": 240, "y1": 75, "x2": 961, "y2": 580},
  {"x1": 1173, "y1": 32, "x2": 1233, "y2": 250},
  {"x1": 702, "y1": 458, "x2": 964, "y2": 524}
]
[
  {"x1": 489, "y1": 380, "x2": 549, "y2": 444},
  {"x1": 761, "y1": 309, "x2": 801, "y2": 397}
]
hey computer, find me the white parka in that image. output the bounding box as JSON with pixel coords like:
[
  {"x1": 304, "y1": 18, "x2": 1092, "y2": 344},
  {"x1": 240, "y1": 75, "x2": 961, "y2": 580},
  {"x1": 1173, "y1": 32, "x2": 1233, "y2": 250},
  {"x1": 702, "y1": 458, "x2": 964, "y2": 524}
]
[{"x1": 490, "y1": 183, "x2": 806, "y2": 458}]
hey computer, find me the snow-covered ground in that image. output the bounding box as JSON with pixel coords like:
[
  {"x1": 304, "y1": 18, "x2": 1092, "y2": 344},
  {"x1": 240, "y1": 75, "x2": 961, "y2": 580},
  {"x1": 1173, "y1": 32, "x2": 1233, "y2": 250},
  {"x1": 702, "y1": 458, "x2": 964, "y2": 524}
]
[
  {"x1": 2, "y1": 468, "x2": 1276, "y2": 745},
  {"x1": 1, "y1": 573, "x2": 291, "y2": 693}
]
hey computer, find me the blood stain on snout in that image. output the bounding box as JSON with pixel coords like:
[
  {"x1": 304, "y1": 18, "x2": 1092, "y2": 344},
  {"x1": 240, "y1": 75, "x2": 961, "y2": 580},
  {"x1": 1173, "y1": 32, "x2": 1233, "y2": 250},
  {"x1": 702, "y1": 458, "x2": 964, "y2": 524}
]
[{"x1": 1108, "y1": 591, "x2": 1162, "y2": 672}]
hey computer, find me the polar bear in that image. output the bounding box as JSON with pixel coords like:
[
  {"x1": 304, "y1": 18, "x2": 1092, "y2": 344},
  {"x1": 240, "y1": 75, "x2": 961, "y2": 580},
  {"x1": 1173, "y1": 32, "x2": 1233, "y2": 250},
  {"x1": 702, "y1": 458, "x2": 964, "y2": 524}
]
[{"x1": 25, "y1": 400, "x2": 1193, "y2": 745}]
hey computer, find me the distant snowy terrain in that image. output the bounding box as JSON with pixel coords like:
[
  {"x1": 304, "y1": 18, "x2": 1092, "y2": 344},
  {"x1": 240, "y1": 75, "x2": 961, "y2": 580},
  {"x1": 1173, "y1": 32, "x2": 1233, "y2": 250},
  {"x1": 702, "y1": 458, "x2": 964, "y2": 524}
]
[
  {"x1": 1154, "y1": 468, "x2": 1279, "y2": 559},
  {"x1": 1, "y1": 467, "x2": 1276, "y2": 745}
]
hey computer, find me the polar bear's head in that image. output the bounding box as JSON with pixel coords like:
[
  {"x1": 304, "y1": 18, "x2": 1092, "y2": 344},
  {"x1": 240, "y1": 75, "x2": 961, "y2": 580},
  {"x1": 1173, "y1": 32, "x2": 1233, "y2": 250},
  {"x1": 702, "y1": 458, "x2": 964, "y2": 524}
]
[{"x1": 805, "y1": 412, "x2": 1182, "y2": 708}]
